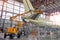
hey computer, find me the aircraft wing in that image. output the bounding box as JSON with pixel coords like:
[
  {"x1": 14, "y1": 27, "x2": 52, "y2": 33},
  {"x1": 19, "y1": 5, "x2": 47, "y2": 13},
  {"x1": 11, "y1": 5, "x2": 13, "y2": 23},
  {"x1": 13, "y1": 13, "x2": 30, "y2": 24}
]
[
  {"x1": 22, "y1": 0, "x2": 60, "y2": 28},
  {"x1": 24, "y1": 18, "x2": 59, "y2": 28}
]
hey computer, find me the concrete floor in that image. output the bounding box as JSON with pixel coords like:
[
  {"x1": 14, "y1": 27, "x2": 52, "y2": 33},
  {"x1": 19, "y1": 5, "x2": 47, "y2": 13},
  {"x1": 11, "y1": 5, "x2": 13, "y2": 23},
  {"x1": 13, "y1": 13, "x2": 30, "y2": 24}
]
[
  {"x1": 0, "y1": 33, "x2": 60, "y2": 40},
  {"x1": 0, "y1": 36, "x2": 27, "y2": 40},
  {"x1": 0, "y1": 37, "x2": 59, "y2": 40},
  {"x1": 0, "y1": 33, "x2": 28, "y2": 40}
]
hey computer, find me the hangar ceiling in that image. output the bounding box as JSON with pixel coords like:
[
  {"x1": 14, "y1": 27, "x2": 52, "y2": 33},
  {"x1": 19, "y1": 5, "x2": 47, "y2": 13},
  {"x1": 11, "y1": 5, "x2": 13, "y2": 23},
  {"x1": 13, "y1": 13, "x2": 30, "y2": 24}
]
[{"x1": 16, "y1": 0, "x2": 60, "y2": 12}]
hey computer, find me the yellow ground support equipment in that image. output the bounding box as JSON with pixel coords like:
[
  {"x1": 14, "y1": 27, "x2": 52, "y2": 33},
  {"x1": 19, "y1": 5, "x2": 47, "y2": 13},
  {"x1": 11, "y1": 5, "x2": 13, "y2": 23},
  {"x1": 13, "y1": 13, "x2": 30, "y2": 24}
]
[{"x1": 4, "y1": 0, "x2": 43, "y2": 39}]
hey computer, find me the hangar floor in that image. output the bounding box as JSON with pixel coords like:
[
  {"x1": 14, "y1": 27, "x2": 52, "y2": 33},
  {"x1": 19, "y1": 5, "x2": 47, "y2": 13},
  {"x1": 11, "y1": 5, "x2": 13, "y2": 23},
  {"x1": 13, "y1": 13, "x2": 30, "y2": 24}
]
[{"x1": 0, "y1": 33, "x2": 60, "y2": 40}]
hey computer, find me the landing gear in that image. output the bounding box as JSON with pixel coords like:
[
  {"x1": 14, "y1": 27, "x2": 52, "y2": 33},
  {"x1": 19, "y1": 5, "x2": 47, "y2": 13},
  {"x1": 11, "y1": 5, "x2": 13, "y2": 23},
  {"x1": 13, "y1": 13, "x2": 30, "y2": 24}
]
[
  {"x1": 17, "y1": 32, "x2": 22, "y2": 38},
  {"x1": 9, "y1": 34, "x2": 13, "y2": 39},
  {"x1": 17, "y1": 31, "x2": 26, "y2": 38},
  {"x1": 17, "y1": 33, "x2": 21, "y2": 38}
]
